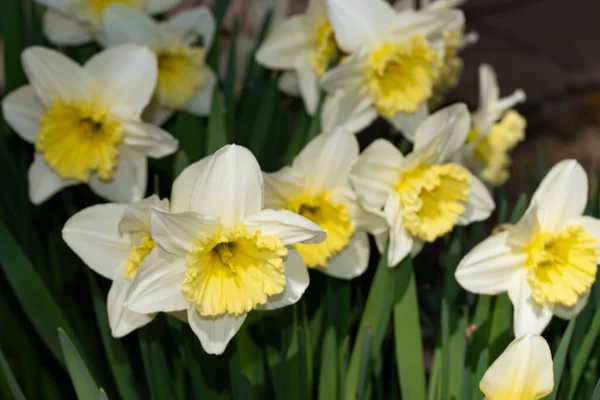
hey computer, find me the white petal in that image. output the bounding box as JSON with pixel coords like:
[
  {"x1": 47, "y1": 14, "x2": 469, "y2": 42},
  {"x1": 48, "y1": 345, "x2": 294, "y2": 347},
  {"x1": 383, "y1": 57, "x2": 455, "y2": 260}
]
[
  {"x1": 389, "y1": 102, "x2": 429, "y2": 142},
  {"x1": 530, "y1": 160, "x2": 588, "y2": 231},
  {"x1": 278, "y1": 71, "x2": 301, "y2": 96},
  {"x1": 305, "y1": 0, "x2": 329, "y2": 28},
  {"x1": 455, "y1": 231, "x2": 525, "y2": 295},
  {"x1": 321, "y1": 51, "x2": 368, "y2": 94},
  {"x1": 122, "y1": 121, "x2": 179, "y2": 158},
  {"x1": 244, "y1": 209, "x2": 326, "y2": 245},
  {"x1": 326, "y1": 0, "x2": 395, "y2": 52},
  {"x1": 1, "y1": 85, "x2": 44, "y2": 143},
  {"x1": 259, "y1": 250, "x2": 309, "y2": 309},
  {"x1": 187, "y1": 308, "x2": 247, "y2": 355},
  {"x1": 350, "y1": 139, "x2": 402, "y2": 210},
  {"x1": 170, "y1": 157, "x2": 211, "y2": 213},
  {"x1": 334, "y1": 187, "x2": 387, "y2": 236},
  {"x1": 118, "y1": 194, "x2": 169, "y2": 234},
  {"x1": 553, "y1": 290, "x2": 591, "y2": 320},
  {"x1": 508, "y1": 271, "x2": 553, "y2": 337},
  {"x1": 146, "y1": 0, "x2": 181, "y2": 15},
  {"x1": 568, "y1": 215, "x2": 600, "y2": 262},
  {"x1": 295, "y1": 54, "x2": 320, "y2": 115},
  {"x1": 190, "y1": 145, "x2": 263, "y2": 226},
  {"x1": 43, "y1": 10, "x2": 93, "y2": 46},
  {"x1": 263, "y1": 167, "x2": 305, "y2": 210},
  {"x1": 182, "y1": 68, "x2": 216, "y2": 116},
  {"x1": 457, "y1": 172, "x2": 495, "y2": 225},
  {"x1": 89, "y1": 148, "x2": 147, "y2": 203},
  {"x1": 21, "y1": 47, "x2": 91, "y2": 107},
  {"x1": 321, "y1": 88, "x2": 377, "y2": 134},
  {"x1": 62, "y1": 203, "x2": 130, "y2": 280},
  {"x1": 165, "y1": 6, "x2": 216, "y2": 49},
  {"x1": 102, "y1": 4, "x2": 158, "y2": 48},
  {"x1": 412, "y1": 103, "x2": 470, "y2": 156},
  {"x1": 255, "y1": 15, "x2": 310, "y2": 70},
  {"x1": 320, "y1": 231, "x2": 369, "y2": 279},
  {"x1": 107, "y1": 274, "x2": 155, "y2": 337},
  {"x1": 292, "y1": 130, "x2": 359, "y2": 192},
  {"x1": 125, "y1": 249, "x2": 188, "y2": 313},
  {"x1": 28, "y1": 155, "x2": 78, "y2": 204},
  {"x1": 390, "y1": 9, "x2": 464, "y2": 42},
  {"x1": 85, "y1": 45, "x2": 157, "y2": 116},
  {"x1": 143, "y1": 101, "x2": 175, "y2": 126},
  {"x1": 385, "y1": 193, "x2": 413, "y2": 266},
  {"x1": 480, "y1": 334, "x2": 554, "y2": 400},
  {"x1": 149, "y1": 208, "x2": 220, "y2": 256}
]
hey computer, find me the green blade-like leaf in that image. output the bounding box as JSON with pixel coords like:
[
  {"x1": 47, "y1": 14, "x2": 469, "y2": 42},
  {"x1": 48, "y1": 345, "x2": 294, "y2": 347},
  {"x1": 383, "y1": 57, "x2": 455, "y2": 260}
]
[
  {"x1": 0, "y1": 347, "x2": 25, "y2": 400},
  {"x1": 139, "y1": 322, "x2": 177, "y2": 400},
  {"x1": 393, "y1": 258, "x2": 426, "y2": 400},
  {"x1": 224, "y1": 19, "x2": 239, "y2": 139},
  {"x1": 248, "y1": 76, "x2": 279, "y2": 159},
  {"x1": 591, "y1": 378, "x2": 600, "y2": 400},
  {"x1": 449, "y1": 308, "x2": 468, "y2": 400},
  {"x1": 58, "y1": 328, "x2": 100, "y2": 400},
  {"x1": 547, "y1": 318, "x2": 576, "y2": 400},
  {"x1": 1, "y1": 0, "x2": 27, "y2": 92},
  {"x1": 356, "y1": 327, "x2": 373, "y2": 400},
  {"x1": 566, "y1": 308, "x2": 600, "y2": 400},
  {"x1": 206, "y1": 90, "x2": 228, "y2": 155},
  {"x1": 488, "y1": 294, "x2": 512, "y2": 361},
  {"x1": 440, "y1": 299, "x2": 450, "y2": 400},
  {"x1": 509, "y1": 194, "x2": 529, "y2": 224}
]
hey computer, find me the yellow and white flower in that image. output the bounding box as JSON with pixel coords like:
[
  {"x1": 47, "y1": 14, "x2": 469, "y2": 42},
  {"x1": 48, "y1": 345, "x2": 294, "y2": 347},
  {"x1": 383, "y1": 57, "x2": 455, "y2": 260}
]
[
  {"x1": 102, "y1": 5, "x2": 217, "y2": 125},
  {"x1": 124, "y1": 144, "x2": 326, "y2": 354},
  {"x1": 480, "y1": 334, "x2": 554, "y2": 400},
  {"x1": 255, "y1": 0, "x2": 339, "y2": 115},
  {"x1": 321, "y1": 0, "x2": 464, "y2": 136},
  {"x1": 458, "y1": 64, "x2": 527, "y2": 186},
  {"x1": 351, "y1": 104, "x2": 495, "y2": 266},
  {"x1": 36, "y1": 0, "x2": 180, "y2": 46},
  {"x1": 1, "y1": 45, "x2": 178, "y2": 204},
  {"x1": 62, "y1": 195, "x2": 168, "y2": 337},
  {"x1": 264, "y1": 130, "x2": 386, "y2": 279},
  {"x1": 456, "y1": 160, "x2": 599, "y2": 336}
]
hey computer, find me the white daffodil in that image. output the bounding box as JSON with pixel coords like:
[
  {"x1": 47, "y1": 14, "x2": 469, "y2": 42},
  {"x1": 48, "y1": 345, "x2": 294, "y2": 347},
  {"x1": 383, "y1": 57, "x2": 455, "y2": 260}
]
[
  {"x1": 255, "y1": 0, "x2": 340, "y2": 115},
  {"x1": 124, "y1": 144, "x2": 326, "y2": 354},
  {"x1": 1, "y1": 45, "x2": 178, "y2": 204},
  {"x1": 102, "y1": 5, "x2": 217, "y2": 125},
  {"x1": 456, "y1": 160, "x2": 599, "y2": 337},
  {"x1": 480, "y1": 334, "x2": 554, "y2": 400},
  {"x1": 458, "y1": 64, "x2": 527, "y2": 186},
  {"x1": 351, "y1": 104, "x2": 495, "y2": 266},
  {"x1": 62, "y1": 195, "x2": 169, "y2": 337},
  {"x1": 320, "y1": 0, "x2": 464, "y2": 137},
  {"x1": 264, "y1": 130, "x2": 386, "y2": 279},
  {"x1": 36, "y1": 0, "x2": 180, "y2": 46}
]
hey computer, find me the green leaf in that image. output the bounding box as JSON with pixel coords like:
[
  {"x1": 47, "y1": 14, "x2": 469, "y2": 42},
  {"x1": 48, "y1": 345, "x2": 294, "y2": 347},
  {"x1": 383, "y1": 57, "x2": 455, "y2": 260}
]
[
  {"x1": 58, "y1": 328, "x2": 100, "y2": 400},
  {"x1": 356, "y1": 327, "x2": 373, "y2": 400},
  {"x1": 248, "y1": 76, "x2": 279, "y2": 159},
  {"x1": 440, "y1": 299, "x2": 450, "y2": 400},
  {"x1": 488, "y1": 294, "x2": 512, "y2": 361},
  {"x1": 591, "y1": 378, "x2": 600, "y2": 400},
  {"x1": 224, "y1": 19, "x2": 239, "y2": 139},
  {"x1": 304, "y1": 96, "x2": 324, "y2": 142},
  {"x1": 0, "y1": 347, "x2": 25, "y2": 400},
  {"x1": 168, "y1": 113, "x2": 205, "y2": 162},
  {"x1": 172, "y1": 150, "x2": 190, "y2": 180},
  {"x1": 88, "y1": 274, "x2": 139, "y2": 400},
  {"x1": 206, "y1": 90, "x2": 228, "y2": 155},
  {"x1": 566, "y1": 308, "x2": 600, "y2": 400},
  {"x1": 449, "y1": 308, "x2": 468, "y2": 400},
  {"x1": 509, "y1": 194, "x2": 529, "y2": 224},
  {"x1": 139, "y1": 322, "x2": 177, "y2": 400},
  {"x1": 0, "y1": 220, "x2": 74, "y2": 364},
  {"x1": 443, "y1": 230, "x2": 463, "y2": 305},
  {"x1": 284, "y1": 112, "x2": 309, "y2": 165},
  {"x1": 1, "y1": 0, "x2": 27, "y2": 92},
  {"x1": 393, "y1": 258, "x2": 426, "y2": 400},
  {"x1": 547, "y1": 318, "x2": 576, "y2": 400}
]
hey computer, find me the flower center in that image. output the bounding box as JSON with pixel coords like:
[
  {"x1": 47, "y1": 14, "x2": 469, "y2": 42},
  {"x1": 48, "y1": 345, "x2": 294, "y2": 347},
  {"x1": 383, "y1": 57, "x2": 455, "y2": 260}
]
[
  {"x1": 155, "y1": 41, "x2": 207, "y2": 110},
  {"x1": 36, "y1": 101, "x2": 124, "y2": 182},
  {"x1": 310, "y1": 21, "x2": 338, "y2": 76},
  {"x1": 125, "y1": 234, "x2": 156, "y2": 280},
  {"x1": 365, "y1": 35, "x2": 440, "y2": 118},
  {"x1": 430, "y1": 29, "x2": 464, "y2": 107},
  {"x1": 183, "y1": 225, "x2": 287, "y2": 316},
  {"x1": 287, "y1": 192, "x2": 355, "y2": 268},
  {"x1": 467, "y1": 110, "x2": 526, "y2": 186},
  {"x1": 397, "y1": 164, "x2": 471, "y2": 242},
  {"x1": 526, "y1": 225, "x2": 598, "y2": 307}
]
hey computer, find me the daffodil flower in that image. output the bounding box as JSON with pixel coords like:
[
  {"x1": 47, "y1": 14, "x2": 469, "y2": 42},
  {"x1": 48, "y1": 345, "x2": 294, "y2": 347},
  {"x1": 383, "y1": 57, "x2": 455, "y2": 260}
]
[
  {"x1": 124, "y1": 144, "x2": 326, "y2": 354},
  {"x1": 320, "y1": 0, "x2": 464, "y2": 137},
  {"x1": 62, "y1": 195, "x2": 169, "y2": 337},
  {"x1": 456, "y1": 160, "x2": 599, "y2": 336},
  {"x1": 459, "y1": 64, "x2": 527, "y2": 186},
  {"x1": 1, "y1": 45, "x2": 178, "y2": 204},
  {"x1": 255, "y1": 0, "x2": 339, "y2": 115},
  {"x1": 36, "y1": 0, "x2": 180, "y2": 46},
  {"x1": 264, "y1": 130, "x2": 386, "y2": 279},
  {"x1": 102, "y1": 5, "x2": 217, "y2": 125},
  {"x1": 480, "y1": 334, "x2": 554, "y2": 400},
  {"x1": 351, "y1": 104, "x2": 495, "y2": 266}
]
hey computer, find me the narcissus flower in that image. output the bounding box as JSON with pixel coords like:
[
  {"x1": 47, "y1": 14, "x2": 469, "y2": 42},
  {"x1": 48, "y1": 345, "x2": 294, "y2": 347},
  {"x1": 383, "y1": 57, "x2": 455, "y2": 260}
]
[
  {"x1": 125, "y1": 145, "x2": 325, "y2": 354},
  {"x1": 255, "y1": 0, "x2": 340, "y2": 115},
  {"x1": 62, "y1": 195, "x2": 168, "y2": 337},
  {"x1": 1, "y1": 45, "x2": 178, "y2": 204},
  {"x1": 480, "y1": 334, "x2": 554, "y2": 400},
  {"x1": 351, "y1": 104, "x2": 495, "y2": 266},
  {"x1": 456, "y1": 160, "x2": 599, "y2": 336},
  {"x1": 458, "y1": 64, "x2": 527, "y2": 186},
  {"x1": 321, "y1": 0, "x2": 464, "y2": 136},
  {"x1": 36, "y1": 0, "x2": 180, "y2": 46},
  {"x1": 264, "y1": 130, "x2": 386, "y2": 279},
  {"x1": 102, "y1": 5, "x2": 217, "y2": 125}
]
